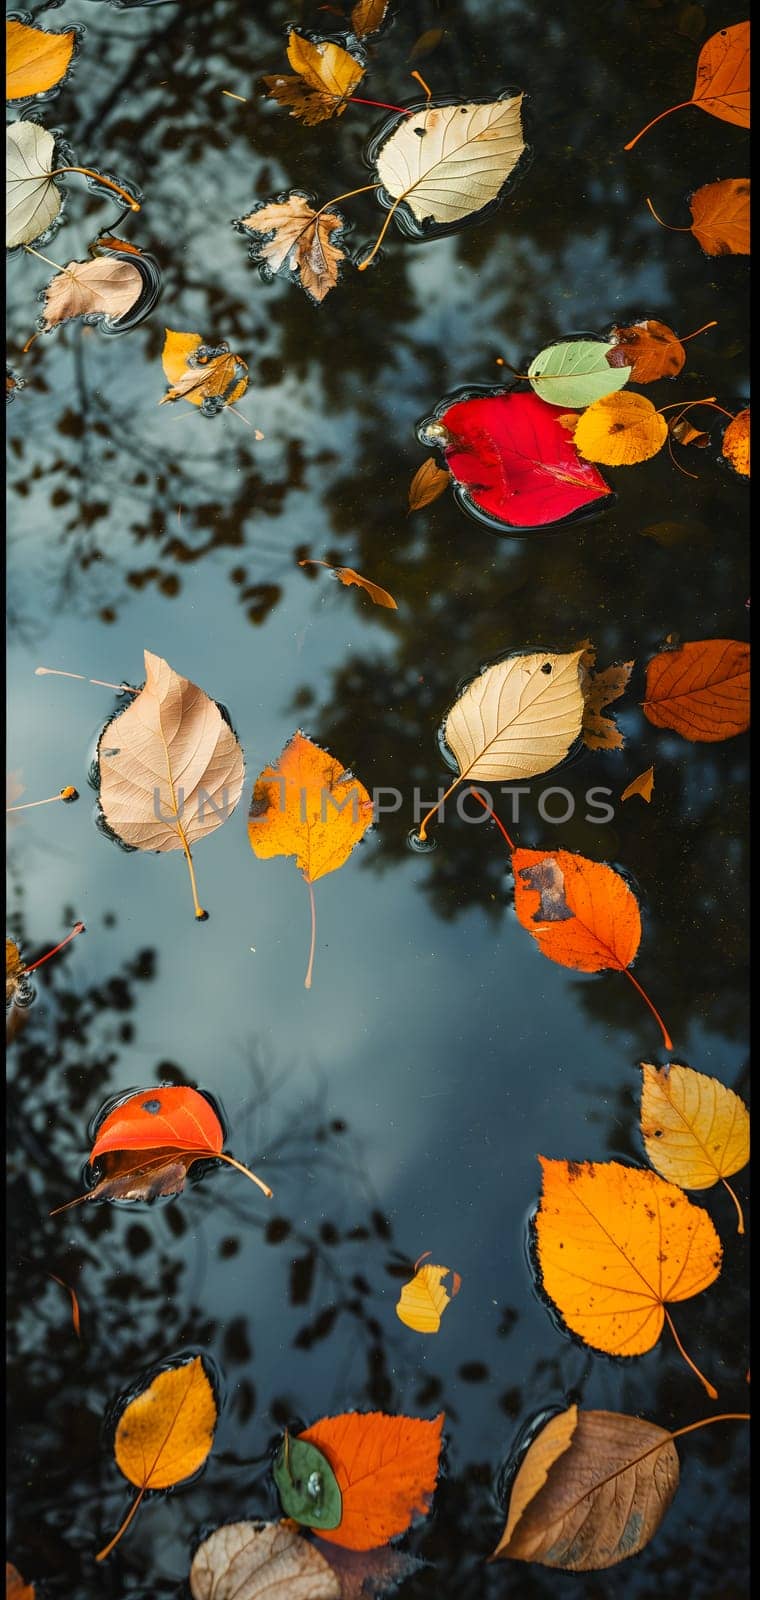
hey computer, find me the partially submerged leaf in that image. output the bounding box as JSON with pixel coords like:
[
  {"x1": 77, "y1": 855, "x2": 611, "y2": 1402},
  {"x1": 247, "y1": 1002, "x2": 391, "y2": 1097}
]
[
  {"x1": 624, "y1": 20, "x2": 750, "y2": 147},
  {"x1": 6, "y1": 1565, "x2": 35, "y2": 1600},
  {"x1": 6, "y1": 18, "x2": 75, "y2": 101},
  {"x1": 274, "y1": 1435, "x2": 343, "y2": 1530},
  {"x1": 669, "y1": 415, "x2": 711, "y2": 448},
  {"x1": 297, "y1": 1411, "x2": 445, "y2": 1549},
  {"x1": 351, "y1": 0, "x2": 389, "y2": 38},
  {"x1": 97, "y1": 649, "x2": 245, "y2": 918},
  {"x1": 606, "y1": 320, "x2": 685, "y2": 383},
  {"x1": 574, "y1": 391, "x2": 667, "y2": 466},
  {"x1": 528, "y1": 340, "x2": 630, "y2": 409},
  {"x1": 190, "y1": 1522, "x2": 340, "y2": 1600},
  {"x1": 6, "y1": 122, "x2": 62, "y2": 249},
  {"x1": 263, "y1": 31, "x2": 364, "y2": 124},
  {"x1": 408, "y1": 456, "x2": 450, "y2": 511},
  {"x1": 435, "y1": 390, "x2": 612, "y2": 529},
  {"x1": 97, "y1": 1356, "x2": 217, "y2": 1561},
  {"x1": 395, "y1": 1262, "x2": 461, "y2": 1333},
  {"x1": 160, "y1": 329, "x2": 249, "y2": 413},
  {"x1": 299, "y1": 559, "x2": 397, "y2": 608},
  {"x1": 492, "y1": 1406, "x2": 679, "y2": 1569},
  {"x1": 689, "y1": 178, "x2": 750, "y2": 256},
  {"x1": 642, "y1": 638, "x2": 750, "y2": 740},
  {"x1": 535, "y1": 1158, "x2": 722, "y2": 1389},
  {"x1": 621, "y1": 766, "x2": 654, "y2": 803},
  {"x1": 5, "y1": 940, "x2": 28, "y2": 1009},
  {"x1": 722, "y1": 408, "x2": 750, "y2": 476},
  {"x1": 580, "y1": 649, "x2": 634, "y2": 750},
  {"x1": 237, "y1": 194, "x2": 349, "y2": 304},
  {"x1": 640, "y1": 1062, "x2": 749, "y2": 1231},
  {"x1": 373, "y1": 97, "x2": 526, "y2": 233},
  {"x1": 408, "y1": 27, "x2": 445, "y2": 61},
  {"x1": 39, "y1": 256, "x2": 143, "y2": 332}
]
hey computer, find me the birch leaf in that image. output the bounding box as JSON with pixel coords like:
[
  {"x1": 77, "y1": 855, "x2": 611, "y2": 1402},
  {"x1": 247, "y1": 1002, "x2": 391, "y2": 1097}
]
[
  {"x1": 528, "y1": 340, "x2": 631, "y2": 409},
  {"x1": 373, "y1": 96, "x2": 525, "y2": 232},
  {"x1": 351, "y1": 0, "x2": 389, "y2": 38},
  {"x1": 408, "y1": 457, "x2": 450, "y2": 511},
  {"x1": 6, "y1": 122, "x2": 62, "y2": 249}
]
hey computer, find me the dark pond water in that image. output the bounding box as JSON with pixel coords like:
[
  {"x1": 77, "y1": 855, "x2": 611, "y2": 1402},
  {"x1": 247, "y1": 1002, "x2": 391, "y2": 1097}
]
[{"x1": 6, "y1": 0, "x2": 749, "y2": 1595}]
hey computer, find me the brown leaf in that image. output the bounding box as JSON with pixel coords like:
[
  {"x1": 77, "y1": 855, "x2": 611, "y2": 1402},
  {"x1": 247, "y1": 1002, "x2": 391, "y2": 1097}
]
[
  {"x1": 40, "y1": 256, "x2": 143, "y2": 331},
  {"x1": 351, "y1": 0, "x2": 390, "y2": 38},
  {"x1": 642, "y1": 638, "x2": 750, "y2": 740},
  {"x1": 669, "y1": 415, "x2": 711, "y2": 448},
  {"x1": 621, "y1": 765, "x2": 654, "y2": 803},
  {"x1": 263, "y1": 31, "x2": 364, "y2": 125},
  {"x1": 607, "y1": 319, "x2": 685, "y2": 383},
  {"x1": 5, "y1": 939, "x2": 27, "y2": 1008},
  {"x1": 408, "y1": 457, "x2": 450, "y2": 511},
  {"x1": 190, "y1": 1520, "x2": 340, "y2": 1600},
  {"x1": 408, "y1": 27, "x2": 445, "y2": 61},
  {"x1": 492, "y1": 1406, "x2": 679, "y2": 1569},
  {"x1": 299, "y1": 558, "x2": 397, "y2": 609},
  {"x1": 580, "y1": 648, "x2": 634, "y2": 750},
  {"x1": 238, "y1": 195, "x2": 348, "y2": 304},
  {"x1": 316, "y1": 1540, "x2": 423, "y2": 1598},
  {"x1": 160, "y1": 329, "x2": 249, "y2": 413}
]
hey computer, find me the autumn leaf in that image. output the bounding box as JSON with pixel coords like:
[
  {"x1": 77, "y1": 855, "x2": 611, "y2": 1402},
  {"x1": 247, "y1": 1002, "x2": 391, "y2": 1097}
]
[
  {"x1": 299, "y1": 558, "x2": 397, "y2": 608},
  {"x1": 722, "y1": 408, "x2": 750, "y2": 476},
  {"x1": 528, "y1": 339, "x2": 631, "y2": 409},
  {"x1": 409, "y1": 27, "x2": 445, "y2": 61},
  {"x1": 669, "y1": 414, "x2": 711, "y2": 448},
  {"x1": 6, "y1": 123, "x2": 63, "y2": 249},
  {"x1": 651, "y1": 179, "x2": 751, "y2": 256},
  {"x1": 606, "y1": 319, "x2": 686, "y2": 383},
  {"x1": 360, "y1": 97, "x2": 526, "y2": 267},
  {"x1": 513, "y1": 848, "x2": 672, "y2": 1047},
  {"x1": 641, "y1": 1062, "x2": 749, "y2": 1232},
  {"x1": 236, "y1": 194, "x2": 349, "y2": 304},
  {"x1": 408, "y1": 456, "x2": 450, "y2": 512},
  {"x1": 6, "y1": 367, "x2": 24, "y2": 403},
  {"x1": 6, "y1": 923, "x2": 84, "y2": 1010},
  {"x1": 297, "y1": 1411, "x2": 445, "y2": 1548},
  {"x1": 190, "y1": 1521, "x2": 341, "y2": 1600},
  {"x1": 432, "y1": 390, "x2": 612, "y2": 529},
  {"x1": 6, "y1": 1565, "x2": 35, "y2": 1600},
  {"x1": 580, "y1": 647, "x2": 634, "y2": 750},
  {"x1": 624, "y1": 20, "x2": 750, "y2": 148},
  {"x1": 274, "y1": 1434, "x2": 343, "y2": 1529},
  {"x1": 6, "y1": 18, "x2": 76, "y2": 101},
  {"x1": 160, "y1": 329, "x2": 249, "y2": 414},
  {"x1": 491, "y1": 1405, "x2": 679, "y2": 1569},
  {"x1": 351, "y1": 0, "x2": 389, "y2": 38},
  {"x1": 642, "y1": 638, "x2": 750, "y2": 740},
  {"x1": 395, "y1": 1261, "x2": 461, "y2": 1333},
  {"x1": 51, "y1": 1084, "x2": 272, "y2": 1212},
  {"x1": 416, "y1": 649, "x2": 585, "y2": 841},
  {"x1": 621, "y1": 766, "x2": 654, "y2": 803},
  {"x1": 96, "y1": 1356, "x2": 217, "y2": 1561},
  {"x1": 535, "y1": 1158, "x2": 722, "y2": 1394},
  {"x1": 248, "y1": 732, "x2": 373, "y2": 987},
  {"x1": 38, "y1": 255, "x2": 144, "y2": 332},
  {"x1": 263, "y1": 31, "x2": 364, "y2": 124},
  {"x1": 96, "y1": 650, "x2": 245, "y2": 918},
  {"x1": 575, "y1": 391, "x2": 667, "y2": 466}
]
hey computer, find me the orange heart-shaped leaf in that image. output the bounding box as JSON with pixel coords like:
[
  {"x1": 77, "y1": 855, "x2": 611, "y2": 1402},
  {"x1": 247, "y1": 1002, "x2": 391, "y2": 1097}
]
[{"x1": 297, "y1": 1411, "x2": 444, "y2": 1549}]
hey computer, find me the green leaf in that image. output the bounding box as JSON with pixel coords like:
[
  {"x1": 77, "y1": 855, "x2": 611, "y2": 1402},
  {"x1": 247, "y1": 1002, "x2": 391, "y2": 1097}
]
[
  {"x1": 273, "y1": 1433, "x2": 343, "y2": 1530},
  {"x1": 528, "y1": 340, "x2": 631, "y2": 408}
]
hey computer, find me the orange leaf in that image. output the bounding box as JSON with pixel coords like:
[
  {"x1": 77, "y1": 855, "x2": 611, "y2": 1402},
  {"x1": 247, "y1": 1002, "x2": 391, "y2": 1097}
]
[
  {"x1": 263, "y1": 31, "x2": 364, "y2": 124},
  {"x1": 574, "y1": 392, "x2": 667, "y2": 466},
  {"x1": 297, "y1": 1412, "x2": 444, "y2": 1549},
  {"x1": 689, "y1": 178, "x2": 750, "y2": 256},
  {"x1": 722, "y1": 408, "x2": 750, "y2": 476},
  {"x1": 536, "y1": 1158, "x2": 722, "y2": 1392},
  {"x1": 351, "y1": 0, "x2": 389, "y2": 38},
  {"x1": 6, "y1": 18, "x2": 75, "y2": 101},
  {"x1": 160, "y1": 329, "x2": 249, "y2": 413},
  {"x1": 299, "y1": 558, "x2": 397, "y2": 608},
  {"x1": 606, "y1": 320, "x2": 685, "y2": 383},
  {"x1": 248, "y1": 733, "x2": 373, "y2": 987},
  {"x1": 642, "y1": 639, "x2": 750, "y2": 740},
  {"x1": 624, "y1": 21, "x2": 750, "y2": 147},
  {"x1": 6, "y1": 1565, "x2": 35, "y2": 1600},
  {"x1": 621, "y1": 765, "x2": 654, "y2": 803},
  {"x1": 408, "y1": 457, "x2": 450, "y2": 511}
]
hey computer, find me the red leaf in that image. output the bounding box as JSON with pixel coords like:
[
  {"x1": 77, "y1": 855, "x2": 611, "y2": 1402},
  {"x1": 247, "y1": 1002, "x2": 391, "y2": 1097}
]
[
  {"x1": 438, "y1": 390, "x2": 613, "y2": 529},
  {"x1": 90, "y1": 1086, "x2": 223, "y2": 1161}
]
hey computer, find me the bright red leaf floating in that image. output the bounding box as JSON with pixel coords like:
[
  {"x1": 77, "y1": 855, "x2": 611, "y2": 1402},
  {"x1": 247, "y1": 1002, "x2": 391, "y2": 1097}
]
[{"x1": 435, "y1": 391, "x2": 613, "y2": 530}]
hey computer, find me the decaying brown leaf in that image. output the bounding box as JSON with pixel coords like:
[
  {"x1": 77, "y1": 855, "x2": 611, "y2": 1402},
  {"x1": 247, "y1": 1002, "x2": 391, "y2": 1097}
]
[
  {"x1": 40, "y1": 256, "x2": 143, "y2": 331},
  {"x1": 409, "y1": 27, "x2": 445, "y2": 61},
  {"x1": 299, "y1": 558, "x2": 397, "y2": 609},
  {"x1": 408, "y1": 457, "x2": 450, "y2": 511},
  {"x1": 237, "y1": 194, "x2": 349, "y2": 304},
  {"x1": 621, "y1": 766, "x2": 655, "y2": 803},
  {"x1": 580, "y1": 647, "x2": 634, "y2": 750},
  {"x1": 160, "y1": 329, "x2": 250, "y2": 415},
  {"x1": 263, "y1": 31, "x2": 364, "y2": 124},
  {"x1": 607, "y1": 319, "x2": 685, "y2": 383},
  {"x1": 669, "y1": 415, "x2": 711, "y2": 448},
  {"x1": 351, "y1": 0, "x2": 389, "y2": 38}
]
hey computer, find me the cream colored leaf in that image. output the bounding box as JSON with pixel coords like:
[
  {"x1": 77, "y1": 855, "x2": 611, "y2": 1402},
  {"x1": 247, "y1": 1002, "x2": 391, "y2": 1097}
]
[
  {"x1": 444, "y1": 649, "x2": 585, "y2": 783},
  {"x1": 98, "y1": 651, "x2": 244, "y2": 854},
  {"x1": 6, "y1": 121, "x2": 61, "y2": 249},
  {"x1": 374, "y1": 96, "x2": 525, "y2": 227},
  {"x1": 190, "y1": 1520, "x2": 340, "y2": 1600},
  {"x1": 41, "y1": 256, "x2": 143, "y2": 330}
]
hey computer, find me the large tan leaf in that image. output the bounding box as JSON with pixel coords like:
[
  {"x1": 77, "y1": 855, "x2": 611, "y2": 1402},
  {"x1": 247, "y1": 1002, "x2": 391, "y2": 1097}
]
[
  {"x1": 190, "y1": 1520, "x2": 340, "y2": 1600},
  {"x1": 40, "y1": 256, "x2": 143, "y2": 330},
  {"x1": 6, "y1": 122, "x2": 61, "y2": 249},
  {"x1": 98, "y1": 651, "x2": 244, "y2": 918},
  {"x1": 374, "y1": 97, "x2": 525, "y2": 228}
]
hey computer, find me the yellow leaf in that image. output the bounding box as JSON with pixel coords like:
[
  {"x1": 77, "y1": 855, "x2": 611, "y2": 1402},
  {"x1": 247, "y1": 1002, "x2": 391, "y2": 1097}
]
[
  {"x1": 97, "y1": 1356, "x2": 217, "y2": 1561},
  {"x1": 263, "y1": 31, "x2": 364, "y2": 124},
  {"x1": 160, "y1": 329, "x2": 249, "y2": 412},
  {"x1": 395, "y1": 1263, "x2": 461, "y2": 1333},
  {"x1": 621, "y1": 766, "x2": 654, "y2": 803},
  {"x1": 641, "y1": 1062, "x2": 749, "y2": 1232},
  {"x1": 6, "y1": 18, "x2": 75, "y2": 101},
  {"x1": 574, "y1": 392, "x2": 667, "y2": 466}
]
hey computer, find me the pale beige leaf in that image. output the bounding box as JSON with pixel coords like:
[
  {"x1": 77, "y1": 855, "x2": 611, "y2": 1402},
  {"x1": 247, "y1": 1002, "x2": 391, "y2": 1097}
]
[
  {"x1": 621, "y1": 766, "x2": 654, "y2": 803},
  {"x1": 444, "y1": 649, "x2": 585, "y2": 783},
  {"x1": 98, "y1": 650, "x2": 244, "y2": 851},
  {"x1": 189, "y1": 1520, "x2": 340, "y2": 1600},
  {"x1": 375, "y1": 97, "x2": 525, "y2": 226},
  {"x1": 41, "y1": 257, "x2": 143, "y2": 330},
  {"x1": 239, "y1": 196, "x2": 347, "y2": 303},
  {"x1": 6, "y1": 121, "x2": 61, "y2": 249}
]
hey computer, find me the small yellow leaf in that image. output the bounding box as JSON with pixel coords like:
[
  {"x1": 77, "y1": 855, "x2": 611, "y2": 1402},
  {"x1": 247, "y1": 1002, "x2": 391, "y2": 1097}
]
[
  {"x1": 621, "y1": 766, "x2": 654, "y2": 803},
  {"x1": 395, "y1": 1263, "x2": 460, "y2": 1334},
  {"x1": 641, "y1": 1062, "x2": 749, "y2": 1232},
  {"x1": 574, "y1": 392, "x2": 667, "y2": 466}
]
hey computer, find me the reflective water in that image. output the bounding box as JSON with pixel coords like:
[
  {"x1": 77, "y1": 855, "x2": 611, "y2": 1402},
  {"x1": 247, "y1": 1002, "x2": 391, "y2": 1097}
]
[{"x1": 7, "y1": 1, "x2": 749, "y2": 1595}]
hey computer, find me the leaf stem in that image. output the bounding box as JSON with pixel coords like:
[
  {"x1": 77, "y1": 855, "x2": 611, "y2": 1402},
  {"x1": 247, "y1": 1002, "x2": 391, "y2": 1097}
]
[
  {"x1": 644, "y1": 195, "x2": 690, "y2": 232},
  {"x1": 416, "y1": 773, "x2": 463, "y2": 841},
  {"x1": 623, "y1": 100, "x2": 695, "y2": 151},
  {"x1": 318, "y1": 181, "x2": 381, "y2": 216},
  {"x1": 35, "y1": 666, "x2": 137, "y2": 692},
  {"x1": 670, "y1": 1413, "x2": 749, "y2": 1443},
  {"x1": 23, "y1": 922, "x2": 85, "y2": 975},
  {"x1": 410, "y1": 70, "x2": 433, "y2": 102},
  {"x1": 659, "y1": 397, "x2": 736, "y2": 423},
  {"x1": 469, "y1": 788, "x2": 516, "y2": 851},
  {"x1": 721, "y1": 1177, "x2": 745, "y2": 1235},
  {"x1": 49, "y1": 167, "x2": 141, "y2": 211},
  {"x1": 95, "y1": 1486, "x2": 146, "y2": 1562},
  {"x1": 621, "y1": 967, "x2": 673, "y2": 1049},
  {"x1": 174, "y1": 814, "x2": 207, "y2": 920},
  {"x1": 216, "y1": 1151, "x2": 273, "y2": 1198},
  {"x1": 663, "y1": 1308, "x2": 717, "y2": 1399},
  {"x1": 678, "y1": 320, "x2": 718, "y2": 344},
  {"x1": 22, "y1": 244, "x2": 67, "y2": 273},
  {"x1": 304, "y1": 877, "x2": 317, "y2": 989},
  {"x1": 348, "y1": 95, "x2": 412, "y2": 113},
  {"x1": 357, "y1": 190, "x2": 408, "y2": 270},
  {"x1": 7, "y1": 790, "x2": 76, "y2": 812}
]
